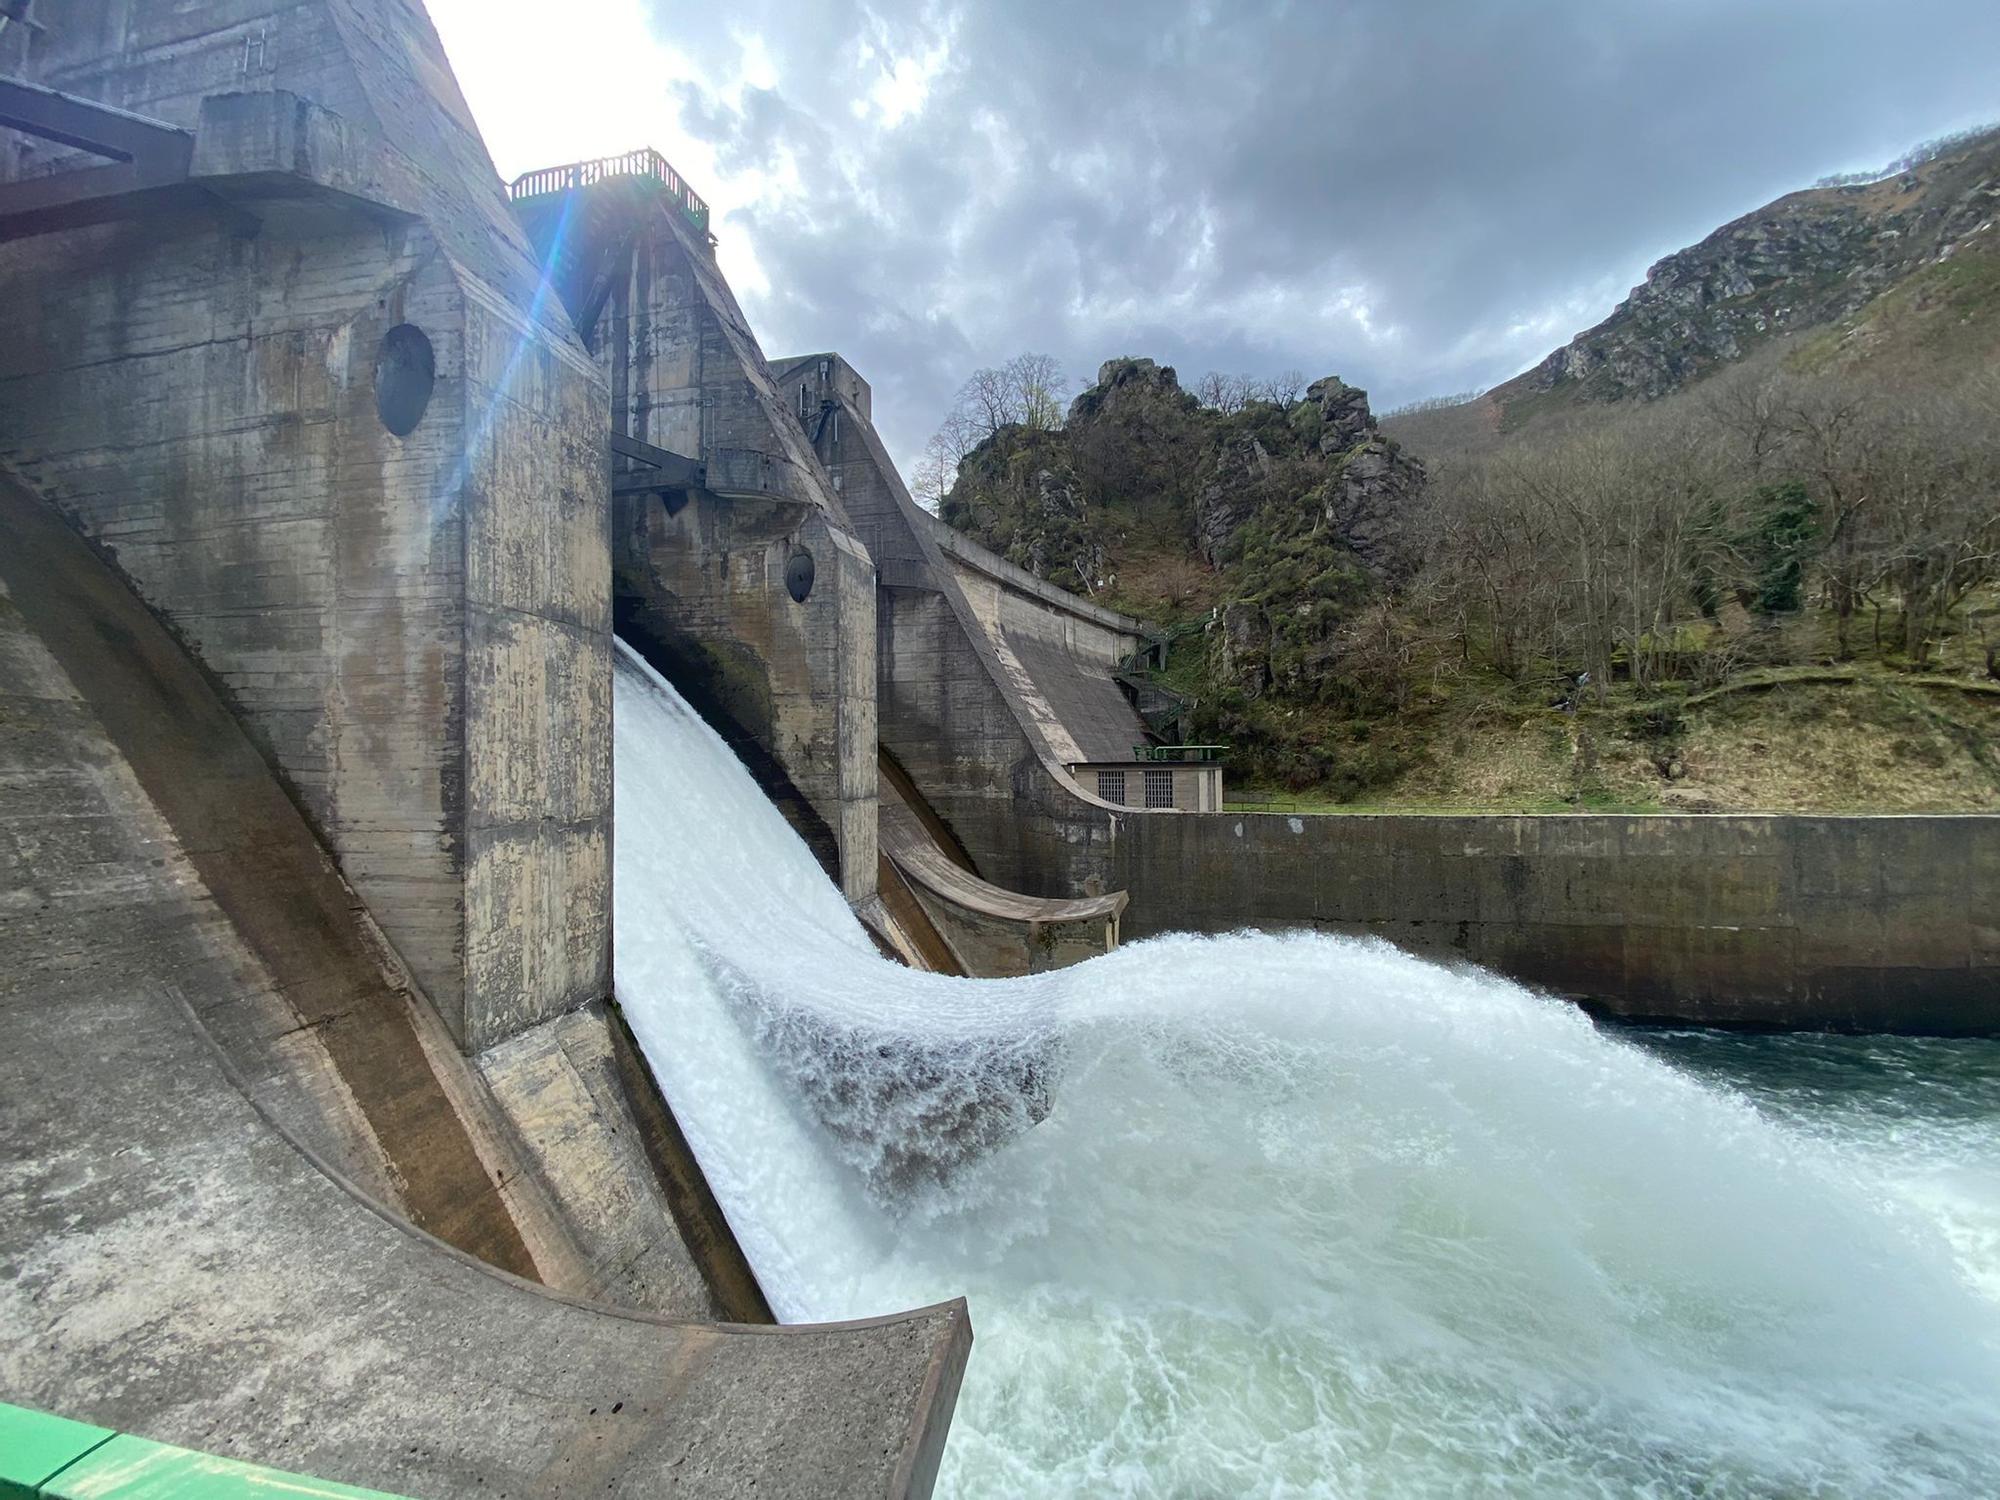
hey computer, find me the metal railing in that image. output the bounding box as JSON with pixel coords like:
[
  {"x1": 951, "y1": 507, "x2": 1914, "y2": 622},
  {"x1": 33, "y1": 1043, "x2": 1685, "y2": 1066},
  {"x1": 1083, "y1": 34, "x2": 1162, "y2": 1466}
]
[
  {"x1": 506, "y1": 147, "x2": 710, "y2": 232},
  {"x1": 1130, "y1": 744, "x2": 1227, "y2": 763}
]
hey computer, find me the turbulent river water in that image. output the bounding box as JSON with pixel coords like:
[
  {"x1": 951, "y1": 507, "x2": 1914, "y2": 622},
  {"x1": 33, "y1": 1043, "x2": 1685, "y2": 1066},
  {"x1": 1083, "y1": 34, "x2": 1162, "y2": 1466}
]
[{"x1": 611, "y1": 644, "x2": 2000, "y2": 1499}]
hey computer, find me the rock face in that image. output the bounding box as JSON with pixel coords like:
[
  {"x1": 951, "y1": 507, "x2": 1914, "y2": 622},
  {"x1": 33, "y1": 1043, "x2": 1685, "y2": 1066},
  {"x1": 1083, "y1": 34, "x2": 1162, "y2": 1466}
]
[
  {"x1": 1328, "y1": 438, "x2": 1424, "y2": 580},
  {"x1": 1017, "y1": 464, "x2": 1109, "y2": 588},
  {"x1": 939, "y1": 430, "x2": 1112, "y2": 595},
  {"x1": 946, "y1": 358, "x2": 1424, "y2": 594},
  {"x1": 1194, "y1": 434, "x2": 1271, "y2": 566},
  {"x1": 1304, "y1": 376, "x2": 1376, "y2": 452},
  {"x1": 1509, "y1": 128, "x2": 2000, "y2": 406},
  {"x1": 1218, "y1": 602, "x2": 1270, "y2": 698}
]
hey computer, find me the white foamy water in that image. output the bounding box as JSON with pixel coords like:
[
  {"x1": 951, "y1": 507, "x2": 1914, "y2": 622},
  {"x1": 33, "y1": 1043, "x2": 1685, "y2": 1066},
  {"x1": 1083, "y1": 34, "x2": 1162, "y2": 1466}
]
[{"x1": 612, "y1": 643, "x2": 2000, "y2": 1498}]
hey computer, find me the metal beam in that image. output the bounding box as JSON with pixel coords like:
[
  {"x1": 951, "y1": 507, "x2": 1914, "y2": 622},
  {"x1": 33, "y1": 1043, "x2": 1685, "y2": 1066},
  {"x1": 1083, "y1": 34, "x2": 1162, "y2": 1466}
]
[
  {"x1": 0, "y1": 76, "x2": 203, "y2": 240},
  {"x1": 609, "y1": 431, "x2": 706, "y2": 492},
  {"x1": 0, "y1": 76, "x2": 191, "y2": 170}
]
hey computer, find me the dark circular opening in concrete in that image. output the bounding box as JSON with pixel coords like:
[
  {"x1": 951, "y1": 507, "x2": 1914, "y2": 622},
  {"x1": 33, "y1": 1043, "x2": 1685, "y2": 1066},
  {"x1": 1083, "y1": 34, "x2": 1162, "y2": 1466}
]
[
  {"x1": 374, "y1": 324, "x2": 436, "y2": 437},
  {"x1": 785, "y1": 545, "x2": 816, "y2": 604}
]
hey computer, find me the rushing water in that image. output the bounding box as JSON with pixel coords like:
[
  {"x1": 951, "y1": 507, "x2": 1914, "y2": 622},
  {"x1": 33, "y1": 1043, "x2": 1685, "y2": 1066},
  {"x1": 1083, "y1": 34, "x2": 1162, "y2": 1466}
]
[{"x1": 612, "y1": 644, "x2": 2000, "y2": 1498}]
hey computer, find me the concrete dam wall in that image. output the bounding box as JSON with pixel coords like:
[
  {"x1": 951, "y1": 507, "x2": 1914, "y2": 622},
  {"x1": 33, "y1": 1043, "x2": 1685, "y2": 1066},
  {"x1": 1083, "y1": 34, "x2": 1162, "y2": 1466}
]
[
  {"x1": 1108, "y1": 811, "x2": 1999, "y2": 1035},
  {"x1": 0, "y1": 470, "x2": 967, "y2": 1495},
  {"x1": 515, "y1": 176, "x2": 879, "y2": 901},
  {"x1": 0, "y1": 35, "x2": 611, "y2": 1056}
]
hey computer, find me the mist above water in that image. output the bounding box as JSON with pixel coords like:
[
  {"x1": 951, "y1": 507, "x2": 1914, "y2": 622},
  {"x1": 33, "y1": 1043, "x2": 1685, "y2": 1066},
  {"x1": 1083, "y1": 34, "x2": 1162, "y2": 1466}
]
[{"x1": 612, "y1": 643, "x2": 2000, "y2": 1498}]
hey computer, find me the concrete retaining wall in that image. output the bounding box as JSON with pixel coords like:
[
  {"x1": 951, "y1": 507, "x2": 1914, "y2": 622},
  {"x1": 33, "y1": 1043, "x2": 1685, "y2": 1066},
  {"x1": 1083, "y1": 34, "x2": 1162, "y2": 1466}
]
[{"x1": 1108, "y1": 811, "x2": 2000, "y2": 1033}]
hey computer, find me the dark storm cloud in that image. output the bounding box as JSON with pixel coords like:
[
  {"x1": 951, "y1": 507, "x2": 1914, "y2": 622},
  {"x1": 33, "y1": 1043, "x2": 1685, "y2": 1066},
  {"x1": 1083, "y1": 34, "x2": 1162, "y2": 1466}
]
[{"x1": 649, "y1": 0, "x2": 2000, "y2": 465}]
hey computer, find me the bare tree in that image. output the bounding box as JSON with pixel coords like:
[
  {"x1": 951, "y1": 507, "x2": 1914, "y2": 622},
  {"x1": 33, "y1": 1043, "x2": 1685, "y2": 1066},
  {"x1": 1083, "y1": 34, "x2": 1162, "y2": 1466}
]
[
  {"x1": 1006, "y1": 352, "x2": 1066, "y2": 431},
  {"x1": 1251, "y1": 369, "x2": 1307, "y2": 406},
  {"x1": 1195, "y1": 369, "x2": 1308, "y2": 411},
  {"x1": 917, "y1": 353, "x2": 1073, "y2": 508},
  {"x1": 1759, "y1": 376, "x2": 1877, "y2": 655},
  {"x1": 1860, "y1": 392, "x2": 2000, "y2": 663},
  {"x1": 909, "y1": 426, "x2": 957, "y2": 513},
  {"x1": 1194, "y1": 371, "x2": 1252, "y2": 413},
  {"x1": 959, "y1": 364, "x2": 1017, "y2": 439}
]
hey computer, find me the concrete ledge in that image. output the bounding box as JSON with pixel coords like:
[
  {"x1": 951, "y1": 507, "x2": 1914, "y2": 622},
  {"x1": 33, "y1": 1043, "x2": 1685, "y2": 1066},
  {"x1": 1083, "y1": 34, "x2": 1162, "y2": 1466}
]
[{"x1": 917, "y1": 508, "x2": 1144, "y2": 636}]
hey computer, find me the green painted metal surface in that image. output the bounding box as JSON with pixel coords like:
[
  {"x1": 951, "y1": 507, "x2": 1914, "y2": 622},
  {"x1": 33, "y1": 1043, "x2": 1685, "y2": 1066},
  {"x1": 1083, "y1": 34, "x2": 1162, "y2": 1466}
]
[
  {"x1": 0, "y1": 1403, "x2": 115, "y2": 1499},
  {"x1": 0, "y1": 1406, "x2": 408, "y2": 1500},
  {"x1": 1129, "y1": 743, "x2": 1228, "y2": 763}
]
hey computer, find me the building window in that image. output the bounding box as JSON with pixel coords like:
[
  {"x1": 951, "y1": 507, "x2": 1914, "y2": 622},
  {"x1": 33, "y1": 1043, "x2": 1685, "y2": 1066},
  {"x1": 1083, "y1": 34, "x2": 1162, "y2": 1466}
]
[
  {"x1": 1144, "y1": 769, "x2": 1174, "y2": 808},
  {"x1": 798, "y1": 383, "x2": 810, "y2": 419},
  {"x1": 1097, "y1": 769, "x2": 1126, "y2": 804},
  {"x1": 831, "y1": 409, "x2": 841, "y2": 444}
]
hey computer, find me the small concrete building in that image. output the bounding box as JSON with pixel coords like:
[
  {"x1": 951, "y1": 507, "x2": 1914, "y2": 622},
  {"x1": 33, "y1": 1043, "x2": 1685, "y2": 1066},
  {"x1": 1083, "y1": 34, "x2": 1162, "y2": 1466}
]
[{"x1": 1075, "y1": 751, "x2": 1226, "y2": 813}]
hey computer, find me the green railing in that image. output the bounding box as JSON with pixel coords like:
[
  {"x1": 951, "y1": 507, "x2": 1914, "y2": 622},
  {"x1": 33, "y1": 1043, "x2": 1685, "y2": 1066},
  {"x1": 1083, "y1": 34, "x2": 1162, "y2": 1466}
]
[
  {"x1": 506, "y1": 147, "x2": 711, "y2": 233},
  {"x1": 0, "y1": 1401, "x2": 409, "y2": 1500},
  {"x1": 1130, "y1": 743, "x2": 1227, "y2": 763}
]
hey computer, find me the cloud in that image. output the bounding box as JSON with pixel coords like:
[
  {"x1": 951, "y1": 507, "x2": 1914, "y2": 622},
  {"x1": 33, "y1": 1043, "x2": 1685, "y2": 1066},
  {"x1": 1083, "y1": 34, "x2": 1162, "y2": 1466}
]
[{"x1": 432, "y1": 0, "x2": 2000, "y2": 472}]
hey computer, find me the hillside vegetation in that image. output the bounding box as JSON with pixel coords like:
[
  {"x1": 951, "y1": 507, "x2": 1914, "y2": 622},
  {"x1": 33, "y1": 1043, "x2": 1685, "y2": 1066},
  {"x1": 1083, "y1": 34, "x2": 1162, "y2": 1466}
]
[{"x1": 935, "y1": 130, "x2": 2000, "y2": 813}]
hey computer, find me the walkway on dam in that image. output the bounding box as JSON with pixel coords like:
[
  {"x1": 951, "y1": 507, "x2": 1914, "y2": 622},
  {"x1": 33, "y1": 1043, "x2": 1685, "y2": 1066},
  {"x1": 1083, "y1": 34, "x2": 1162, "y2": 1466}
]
[{"x1": 0, "y1": 476, "x2": 967, "y2": 1498}]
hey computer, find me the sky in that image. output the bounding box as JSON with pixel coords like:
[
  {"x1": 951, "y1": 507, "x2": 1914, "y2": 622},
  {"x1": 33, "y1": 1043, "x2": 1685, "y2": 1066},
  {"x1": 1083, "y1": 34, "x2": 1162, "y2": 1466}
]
[{"x1": 428, "y1": 0, "x2": 2000, "y2": 471}]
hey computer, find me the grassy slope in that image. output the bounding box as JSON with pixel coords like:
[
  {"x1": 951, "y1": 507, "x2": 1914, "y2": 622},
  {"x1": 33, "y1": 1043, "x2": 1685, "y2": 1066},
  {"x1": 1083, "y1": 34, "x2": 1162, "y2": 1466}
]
[{"x1": 1223, "y1": 627, "x2": 2000, "y2": 816}]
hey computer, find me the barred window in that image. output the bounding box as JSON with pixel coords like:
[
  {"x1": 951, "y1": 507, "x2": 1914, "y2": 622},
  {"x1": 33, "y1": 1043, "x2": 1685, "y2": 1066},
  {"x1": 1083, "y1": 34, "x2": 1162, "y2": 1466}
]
[
  {"x1": 1096, "y1": 769, "x2": 1126, "y2": 804},
  {"x1": 1144, "y1": 769, "x2": 1174, "y2": 808}
]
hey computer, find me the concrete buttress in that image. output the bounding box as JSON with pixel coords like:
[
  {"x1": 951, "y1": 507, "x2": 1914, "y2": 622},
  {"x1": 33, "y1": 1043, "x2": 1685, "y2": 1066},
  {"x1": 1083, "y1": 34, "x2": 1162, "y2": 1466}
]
[{"x1": 0, "y1": 0, "x2": 611, "y2": 1053}]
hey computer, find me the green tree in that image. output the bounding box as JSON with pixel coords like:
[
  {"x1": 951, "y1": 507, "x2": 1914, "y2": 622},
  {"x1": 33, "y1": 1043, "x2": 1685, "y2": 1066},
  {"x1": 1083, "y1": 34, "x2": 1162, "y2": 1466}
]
[{"x1": 1742, "y1": 480, "x2": 1818, "y2": 615}]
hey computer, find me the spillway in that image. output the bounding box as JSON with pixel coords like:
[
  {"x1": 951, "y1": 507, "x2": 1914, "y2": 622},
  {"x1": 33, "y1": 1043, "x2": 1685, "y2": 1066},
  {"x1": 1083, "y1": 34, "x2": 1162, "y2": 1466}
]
[{"x1": 612, "y1": 643, "x2": 2000, "y2": 1498}]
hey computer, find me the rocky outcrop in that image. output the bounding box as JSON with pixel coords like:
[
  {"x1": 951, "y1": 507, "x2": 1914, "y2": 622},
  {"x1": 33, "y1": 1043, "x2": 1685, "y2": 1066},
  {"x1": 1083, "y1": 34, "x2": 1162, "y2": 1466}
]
[
  {"x1": 1303, "y1": 376, "x2": 1377, "y2": 452},
  {"x1": 941, "y1": 358, "x2": 1429, "y2": 793},
  {"x1": 1216, "y1": 602, "x2": 1270, "y2": 698},
  {"x1": 948, "y1": 359, "x2": 1424, "y2": 593},
  {"x1": 1068, "y1": 357, "x2": 1201, "y2": 427},
  {"x1": 1194, "y1": 434, "x2": 1271, "y2": 566},
  {"x1": 1199, "y1": 380, "x2": 1423, "y2": 583},
  {"x1": 1327, "y1": 438, "x2": 1424, "y2": 581}
]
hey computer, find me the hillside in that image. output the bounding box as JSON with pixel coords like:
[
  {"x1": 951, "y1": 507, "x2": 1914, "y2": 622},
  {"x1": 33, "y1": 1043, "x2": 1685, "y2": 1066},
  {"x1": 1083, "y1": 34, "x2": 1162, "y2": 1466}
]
[
  {"x1": 1389, "y1": 125, "x2": 2000, "y2": 457},
  {"x1": 939, "y1": 133, "x2": 2000, "y2": 813}
]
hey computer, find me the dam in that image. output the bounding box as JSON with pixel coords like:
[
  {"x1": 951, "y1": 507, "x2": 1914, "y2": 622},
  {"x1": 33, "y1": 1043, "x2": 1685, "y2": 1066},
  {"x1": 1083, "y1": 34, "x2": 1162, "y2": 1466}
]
[{"x1": 1, "y1": 1, "x2": 1997, "y2": 1495}]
